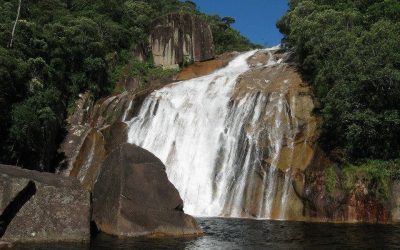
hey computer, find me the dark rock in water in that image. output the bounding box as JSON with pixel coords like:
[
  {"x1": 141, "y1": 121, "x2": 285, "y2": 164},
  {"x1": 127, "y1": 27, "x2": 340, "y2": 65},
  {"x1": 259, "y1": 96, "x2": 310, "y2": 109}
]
[
  {"x1": 0, "y1": 165, "x2": 90, "y2": 243},
  {"x1": 92, "y1": 143, "x2": 202, "y2": 237},
  {"x1": 150, "y1": 13, "x2": 215, "y2": 68}
]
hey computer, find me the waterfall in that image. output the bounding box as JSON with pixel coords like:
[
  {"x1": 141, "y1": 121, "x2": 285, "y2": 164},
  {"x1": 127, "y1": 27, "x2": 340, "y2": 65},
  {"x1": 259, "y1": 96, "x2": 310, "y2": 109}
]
[{"x1": 127, "y1": 48, "x2": 301, "y2": 219}]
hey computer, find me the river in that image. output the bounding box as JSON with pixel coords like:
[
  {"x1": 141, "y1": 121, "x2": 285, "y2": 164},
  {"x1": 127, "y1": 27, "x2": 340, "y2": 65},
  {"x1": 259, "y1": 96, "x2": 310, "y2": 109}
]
[{"x1": 12, "y1": 218, "x2": 400, "y2": 250}]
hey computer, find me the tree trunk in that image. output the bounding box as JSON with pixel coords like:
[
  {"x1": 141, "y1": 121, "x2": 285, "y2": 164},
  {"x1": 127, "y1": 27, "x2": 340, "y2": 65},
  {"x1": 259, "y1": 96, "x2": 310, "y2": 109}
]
[{"x1": 8, "y1": 0, "x2": 22, "y2": 48}]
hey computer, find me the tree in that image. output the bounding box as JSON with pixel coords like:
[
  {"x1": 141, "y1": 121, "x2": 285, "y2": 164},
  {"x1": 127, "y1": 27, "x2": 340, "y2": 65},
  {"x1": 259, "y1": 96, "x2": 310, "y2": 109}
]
[
  {"x1": 8, "y1": 0, "x2": 22, "y2": 48},
  {"x1": 277, "y1": 0, "x2": 400, "y2": 161},
  {"x1": 222, "y1": 16, "x2": 235, "y2": 27}
]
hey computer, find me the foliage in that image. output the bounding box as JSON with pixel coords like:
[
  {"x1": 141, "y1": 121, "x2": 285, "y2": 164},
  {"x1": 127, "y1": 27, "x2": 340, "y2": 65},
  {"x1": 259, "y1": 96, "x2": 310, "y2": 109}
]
[
  {"x1": 342, "y1": 160, "x2": 393, "y2": 201},
  {"x1": 277, "y1": 0, "x2": 400, "y2": 162},
  {"x1": 206, "y1": 15, "x2": 262, "y2": 54},
  {"x1": 112, "y1": 57, "x2": 179, "y2": 88},
  {"x1": 324, "y1": 165, "x2": 338, "y2": 196}
]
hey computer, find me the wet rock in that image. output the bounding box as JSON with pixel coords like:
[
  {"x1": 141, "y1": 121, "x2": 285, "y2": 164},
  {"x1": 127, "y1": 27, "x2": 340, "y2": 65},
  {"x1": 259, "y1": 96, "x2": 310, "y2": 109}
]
[
  {"x1": 92, "y1": 143, "x2": 202, "y2": 237},
  {"x1": 58, "y1": 92, "x2": 95, "y2": 175},
  {"x1": 177, "y1": 52, "x2": 238, "y2": 81},
  {"x1": 69, "y1": 129, "x2": 107, "y2": 192},
  {"x1": 229, "y1": 49, "x2": 318, "y2": 221},
  {"x1": 67, "y1": 123, "x2": 129, "y2": 192},
  {"x1": 58, "y1": 85, "x2": 164, "y2": 178},
  {"x1": 150, "y1": 13, "x2": 215, "y2": 68},
  {"x1": 301, "y1": 153, "x2": 393, "y2": 224},
  {"x1": 0, "y1": 165, "x2": 90, "y2": 243},
  {"x1": 100, "y1": 122, "x2": 128, "y2": 153}
]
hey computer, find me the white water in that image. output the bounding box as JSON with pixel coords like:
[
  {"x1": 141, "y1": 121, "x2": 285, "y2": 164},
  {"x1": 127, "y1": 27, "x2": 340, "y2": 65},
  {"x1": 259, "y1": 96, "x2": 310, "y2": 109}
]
[{"x1": 127, "y1": 48, "x2": 300, "y2": 218}]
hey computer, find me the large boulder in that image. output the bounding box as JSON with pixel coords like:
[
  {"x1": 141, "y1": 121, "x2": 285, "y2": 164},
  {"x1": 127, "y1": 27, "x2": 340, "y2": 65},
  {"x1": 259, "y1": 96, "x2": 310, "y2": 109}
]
[
  {"x1": 92, "y1": 143, "x2": 202, "y2": 237},
  {"x1": 0, "y1": 165, "x2": 90, "y2": 243},
  {"x1": 150, "y1": 13, "x2": 215, "y2": 68}
]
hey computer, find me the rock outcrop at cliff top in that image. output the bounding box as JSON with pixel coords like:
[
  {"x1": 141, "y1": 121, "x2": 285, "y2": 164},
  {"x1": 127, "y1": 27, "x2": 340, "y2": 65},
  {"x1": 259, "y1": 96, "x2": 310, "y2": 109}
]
[
  {"x1": 92, "y1": 143, "x2": 202, "y2": 237},
  {"x1": 150, "y1": 13, "x2": 215, "y2": 68},
  {"x1": 0, "y1": 165, "x2": 90, "y2": 243}
]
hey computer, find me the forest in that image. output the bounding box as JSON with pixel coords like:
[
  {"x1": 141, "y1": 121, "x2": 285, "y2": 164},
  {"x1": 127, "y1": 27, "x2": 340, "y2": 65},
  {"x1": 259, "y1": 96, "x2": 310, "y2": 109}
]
[
  {"x1": 0, "y1": 0, "x2": 258, "y2": 171},
  {"x1": 278, "y1": 0, "x2": 400, "y2": 187}
]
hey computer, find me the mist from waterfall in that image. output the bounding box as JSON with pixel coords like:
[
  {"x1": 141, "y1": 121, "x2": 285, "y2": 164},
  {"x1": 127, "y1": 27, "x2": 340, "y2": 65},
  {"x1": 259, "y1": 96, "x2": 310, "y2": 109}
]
[{"x1": 127, "y1": 48, "x2": 299, "y2": 219}]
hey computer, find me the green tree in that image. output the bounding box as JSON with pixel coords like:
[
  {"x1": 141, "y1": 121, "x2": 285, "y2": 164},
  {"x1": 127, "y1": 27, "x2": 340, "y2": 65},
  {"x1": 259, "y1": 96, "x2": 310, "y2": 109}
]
[{"x1": 277, "y1": 0, "x2": 400, "y2": 162}]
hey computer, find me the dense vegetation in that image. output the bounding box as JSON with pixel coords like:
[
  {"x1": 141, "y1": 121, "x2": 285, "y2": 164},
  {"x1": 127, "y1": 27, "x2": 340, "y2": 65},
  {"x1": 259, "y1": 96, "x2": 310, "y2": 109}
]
[
  {"x1": 278, "y1": 0, "x2": 400, "y2": 198},
  {"x1": 278, "y1": 0, "x2": 400, "y2": 163},
  {"x1": 0, "y1": 0, "x2": 258, "y2": 171}
]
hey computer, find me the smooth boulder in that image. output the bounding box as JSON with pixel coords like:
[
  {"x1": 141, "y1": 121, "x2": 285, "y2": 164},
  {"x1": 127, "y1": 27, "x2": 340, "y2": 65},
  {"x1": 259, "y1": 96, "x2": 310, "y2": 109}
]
[
  {"x1": 0, "y1": 165, "x2": 90, "y2": 243},
  {"x1": 92, "y1": 143, "x2": 202, "y2": 237}
]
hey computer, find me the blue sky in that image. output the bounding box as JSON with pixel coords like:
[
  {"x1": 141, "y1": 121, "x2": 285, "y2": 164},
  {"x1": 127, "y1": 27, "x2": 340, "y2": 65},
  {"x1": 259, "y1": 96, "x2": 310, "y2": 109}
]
[{"x1": 190, "y1": 0, "x2": 288, "y2": 47}]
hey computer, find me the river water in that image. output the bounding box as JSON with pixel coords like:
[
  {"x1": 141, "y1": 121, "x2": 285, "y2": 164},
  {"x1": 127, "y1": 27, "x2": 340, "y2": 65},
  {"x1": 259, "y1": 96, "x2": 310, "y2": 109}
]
[{"x1": 12, "y1": 218, "x2": 400, "y2": 250}]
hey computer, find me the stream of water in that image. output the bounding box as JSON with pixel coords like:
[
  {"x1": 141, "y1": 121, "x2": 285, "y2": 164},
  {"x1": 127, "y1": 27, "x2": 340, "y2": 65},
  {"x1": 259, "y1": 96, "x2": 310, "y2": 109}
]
[{"x1": 127, "y1": 48, "x2": 301, "y2": 219}]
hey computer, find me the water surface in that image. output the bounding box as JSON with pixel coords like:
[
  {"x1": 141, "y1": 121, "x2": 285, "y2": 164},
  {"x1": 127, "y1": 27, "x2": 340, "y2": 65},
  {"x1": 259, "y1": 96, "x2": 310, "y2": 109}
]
[{"x1": 12, "y1": 218, "x2": 400, "y2": 250}]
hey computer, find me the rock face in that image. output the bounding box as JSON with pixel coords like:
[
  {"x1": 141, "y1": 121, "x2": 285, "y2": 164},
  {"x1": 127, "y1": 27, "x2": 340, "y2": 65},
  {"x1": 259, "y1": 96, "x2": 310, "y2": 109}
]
[
  {"x1": 0, "y1": 165, "x2": 90, "y2": 243},
  {"x1": 176, "y1": 52, "x2": 238, "y2": 81},
  {"x1": 58, "y1": 85, "x2": 165, "y2": 190},
  {"x1": 301, "y1": 159, "x2": 392, "y2": 223},
  {"x1": 230, "y1": 50, "x2": 318, "y2": 220},
  {"x1": 150, "y1": 13, "x2": 215, "y2": 68},
  {"x1": 69, "y1": 129, "x2": 107, "y2": 192},
  {"x1": 59, "y1": 48, "x2": 398, "y2": 225},
  {"x1": 392, "y1": 181, "x2": 400, "y2": 222},
  {"x1": 92, "y1": 143, "x2": 202, "y2": 237}
]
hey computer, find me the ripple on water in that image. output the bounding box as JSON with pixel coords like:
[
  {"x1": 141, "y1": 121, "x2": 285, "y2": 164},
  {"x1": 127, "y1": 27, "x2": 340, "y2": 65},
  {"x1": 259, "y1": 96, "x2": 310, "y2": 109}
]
[{"x1": 10, "y1": 218, "x2": 400, "y2": 250}]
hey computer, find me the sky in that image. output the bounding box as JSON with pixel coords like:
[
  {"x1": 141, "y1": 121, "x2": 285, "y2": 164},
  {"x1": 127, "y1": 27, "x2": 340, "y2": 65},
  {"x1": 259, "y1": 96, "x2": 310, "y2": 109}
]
[{"x1": 190, "y1": 0, "x2": 288, "y2": 47}]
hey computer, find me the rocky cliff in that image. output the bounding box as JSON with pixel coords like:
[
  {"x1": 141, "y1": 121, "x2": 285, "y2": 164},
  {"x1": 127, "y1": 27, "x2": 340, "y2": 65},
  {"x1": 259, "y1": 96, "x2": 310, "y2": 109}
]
[
  {"x1": 58, "y1": 79, "x2": 202, "y2": 237},
  {"x1": 150, "y1": 13, "x2": 215, "y2": 68},
  {"x1": 59, "y1": 48, "x2": 399, "y2": 224}
]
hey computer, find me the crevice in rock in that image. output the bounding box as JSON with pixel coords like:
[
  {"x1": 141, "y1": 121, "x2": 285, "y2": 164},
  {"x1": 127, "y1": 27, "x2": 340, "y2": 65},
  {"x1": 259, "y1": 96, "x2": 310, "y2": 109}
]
[
  {"x1": 0, "y1": 181, "x2": 37, "y2": 237},
  {"x1": 175, "y1": 204, "x2": 184, "y2": 212}
]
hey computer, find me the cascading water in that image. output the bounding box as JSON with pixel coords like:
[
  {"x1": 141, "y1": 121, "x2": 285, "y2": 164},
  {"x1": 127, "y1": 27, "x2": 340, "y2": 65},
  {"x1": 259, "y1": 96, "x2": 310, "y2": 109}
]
[{"x1": 127, "y1": 48, "x2": 301, "y2": 219}]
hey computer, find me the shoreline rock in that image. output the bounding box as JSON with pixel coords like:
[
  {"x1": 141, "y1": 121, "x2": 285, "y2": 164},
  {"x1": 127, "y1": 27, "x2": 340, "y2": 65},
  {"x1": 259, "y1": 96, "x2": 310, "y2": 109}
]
[
  {"x1": 92, "y1": 143, "x2": 203, "y2": 237},
  {"x1": 0, "y1": 165, "x2": 90, "y2": 243}
]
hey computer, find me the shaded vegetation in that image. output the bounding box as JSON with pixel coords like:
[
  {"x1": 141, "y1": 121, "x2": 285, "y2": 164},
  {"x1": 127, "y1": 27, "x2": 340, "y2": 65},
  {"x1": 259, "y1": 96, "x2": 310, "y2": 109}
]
[
  {"x1": 0, "y1": 0, "x2": 257, "y2": 171},
  {"x1": 277, "y1": 0, "x2": 400, "y2": 162},
  {"x1": 324, "y1": 165, "x2": 339, "y2": 196},
  {"x1": 343, "y1": 160, "x2": 395, "y2": 201},
  {"x1": 324, "y1": 160, "x2": 399, "y2": 201},
  {"x1": 279, "y1": 1, "x2": 400, "y2": 200}
]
